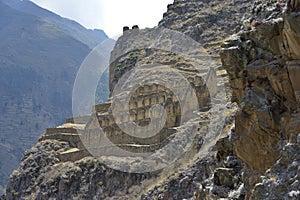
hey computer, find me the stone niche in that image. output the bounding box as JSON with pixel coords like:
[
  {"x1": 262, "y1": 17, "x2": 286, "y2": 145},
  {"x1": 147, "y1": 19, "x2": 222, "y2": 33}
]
[
  {"x1": 86, "y1": 84, "x2": 182, "y2": 151},
  {"x1": 87, "y1": 37, "x2": 215, "y2": 154},
  {"x1": 86, "y1": 73, "x2": 215, "y2": 153}
]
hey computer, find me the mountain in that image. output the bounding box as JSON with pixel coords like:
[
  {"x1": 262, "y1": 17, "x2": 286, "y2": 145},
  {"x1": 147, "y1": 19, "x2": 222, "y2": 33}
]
[
  {"x1": 1, "y1": 0, "x2": 107, "y2": 49},
  {"x1": 3, "y1": 0, "x2": 300, "y2": 199},
  {"x1": 4, "y1": 0, "x2": 249, "y2": 198},
  {"x1": 0, "y1": 0, "x2": 111, "y2": 193}
]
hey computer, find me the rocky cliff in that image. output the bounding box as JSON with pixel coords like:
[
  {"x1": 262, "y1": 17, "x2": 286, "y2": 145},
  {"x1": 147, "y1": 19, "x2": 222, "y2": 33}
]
[
  {"x1": 221, "y1": 0, "x2": 300, "y2": 198},
  {"x1": 3, "y1": 0, "x2": 300, "y2": 200}
]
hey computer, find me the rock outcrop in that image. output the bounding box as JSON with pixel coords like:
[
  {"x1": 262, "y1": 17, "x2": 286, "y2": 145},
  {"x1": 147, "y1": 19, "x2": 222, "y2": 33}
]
[
  {"x1": 159, "y1": 0, "x2": 252, "y2": 50},
  {"x1": 220, "y1": 0, "x2": 300, "y2": 198}
]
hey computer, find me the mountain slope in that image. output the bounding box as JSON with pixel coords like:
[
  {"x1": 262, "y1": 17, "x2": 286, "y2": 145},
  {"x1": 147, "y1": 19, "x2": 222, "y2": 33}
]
[
  {"x1": 1, "y1": 0, "x2": 108, "y2": 48},
  {"x1": 0, "y1": 1, "x2": 110, "y2": 193}
]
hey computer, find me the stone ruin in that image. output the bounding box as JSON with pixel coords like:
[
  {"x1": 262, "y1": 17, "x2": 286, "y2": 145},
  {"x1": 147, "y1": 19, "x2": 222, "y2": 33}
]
[
  {"x1": 39, "y1": 71, "x2": 218, "y2": 161},
  {"x1": 39, "y1": 68, "x2": 219, "y2": 162},
  {"x1": 123, "y1": 25, "x2": 139, "y2": 33},
  {"x1": 132, "y1": 25, "x2": 139, "y2": 30},
  {"x1": 123, "y1": 26, "x2": 129, "y2": 32},
  {"x1": 39, "y1": 28, "x2": 222, "y2": 163}
]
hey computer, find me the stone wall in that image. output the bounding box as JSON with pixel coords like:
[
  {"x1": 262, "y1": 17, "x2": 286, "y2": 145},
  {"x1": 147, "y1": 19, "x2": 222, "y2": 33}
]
[{"x1": 85, "y1": 77, "x2": 210, "y2": 153}]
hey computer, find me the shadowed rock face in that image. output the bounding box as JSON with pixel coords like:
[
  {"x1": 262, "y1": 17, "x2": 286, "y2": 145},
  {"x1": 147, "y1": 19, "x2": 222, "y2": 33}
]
[
  {"x1": 287, "y1": 0, "x2": 300, "y2": 12},
  {"x1": 221, "y1": 0, "x2": 300, "y2": 197}
]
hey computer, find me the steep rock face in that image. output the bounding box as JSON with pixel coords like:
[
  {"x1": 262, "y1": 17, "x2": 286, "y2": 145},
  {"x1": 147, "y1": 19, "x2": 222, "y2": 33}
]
[
  {"x1": 220, "y1": 0, "x2": 300, "y2": 197},
  {"x1": 159, "y1": 0, "x2": 252, "y2": 51},
  {"x1": 251, "y1": 143, "x2": 300, "y2": 199}
]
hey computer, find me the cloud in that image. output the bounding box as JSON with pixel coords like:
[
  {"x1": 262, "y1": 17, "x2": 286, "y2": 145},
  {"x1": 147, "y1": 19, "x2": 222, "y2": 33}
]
[{"x1": 30, "y1": 0, "x2": 173, "y2": 37}]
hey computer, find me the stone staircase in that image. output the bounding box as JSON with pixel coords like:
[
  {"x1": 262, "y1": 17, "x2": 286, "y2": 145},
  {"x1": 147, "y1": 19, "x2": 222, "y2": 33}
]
[{"x1": 39, "y1": 116, "x2": 90, "y2": 162}]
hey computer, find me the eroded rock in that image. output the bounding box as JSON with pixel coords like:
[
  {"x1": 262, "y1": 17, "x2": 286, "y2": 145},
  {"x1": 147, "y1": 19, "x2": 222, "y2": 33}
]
[{"x1": 220, "y1": 0, "x2": 300, "y2": 197}]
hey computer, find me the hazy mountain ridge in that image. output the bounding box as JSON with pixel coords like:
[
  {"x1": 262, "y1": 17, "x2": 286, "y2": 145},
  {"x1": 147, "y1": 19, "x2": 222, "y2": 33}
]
[
  {"x1": 0, "y1": 0, "x2": 109, "y2": 193},
  {"x1": 1, "y1": 0, "x2": 108, "y2": 48}
]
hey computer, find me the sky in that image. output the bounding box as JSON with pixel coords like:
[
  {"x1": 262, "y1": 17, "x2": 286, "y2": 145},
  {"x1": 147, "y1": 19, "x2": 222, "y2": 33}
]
[{"x1": 30, "y1": 0, "x2": 174, "y2": 38}]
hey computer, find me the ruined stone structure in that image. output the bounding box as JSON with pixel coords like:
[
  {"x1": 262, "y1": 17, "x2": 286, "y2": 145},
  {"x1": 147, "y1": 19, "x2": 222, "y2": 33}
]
[
  {"x1": 35, "y1": 22, "x2": 222, "y2": 163},
  {"x1": 39, "y1": 49, "x2": 217, "y2": 161},
  {"x1": 132, "y1": 25, "x2": 139, "y2": 30},
  {"x1": 123, "y1": 25, "x2": 139, "y2": 33},
  {"x1": 123, "y1": 26, "x2": 129, "y2": 32}
]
